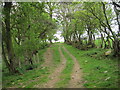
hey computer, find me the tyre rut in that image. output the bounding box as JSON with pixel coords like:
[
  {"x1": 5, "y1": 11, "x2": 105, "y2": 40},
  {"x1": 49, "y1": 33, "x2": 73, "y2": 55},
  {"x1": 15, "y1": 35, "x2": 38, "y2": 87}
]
[
  {"x1": 36, "y1": 47, "x2": 67, "y2": 88},
  {"x1": 63, "y1": 46, "x2": 84, "y2": 88}
]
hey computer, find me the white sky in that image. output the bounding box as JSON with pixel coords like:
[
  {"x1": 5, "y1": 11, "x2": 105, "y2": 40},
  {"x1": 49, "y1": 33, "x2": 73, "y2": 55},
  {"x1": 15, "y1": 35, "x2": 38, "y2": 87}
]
[{"x1": 54, "y1": 31, "x2": 64, "y2": 42}]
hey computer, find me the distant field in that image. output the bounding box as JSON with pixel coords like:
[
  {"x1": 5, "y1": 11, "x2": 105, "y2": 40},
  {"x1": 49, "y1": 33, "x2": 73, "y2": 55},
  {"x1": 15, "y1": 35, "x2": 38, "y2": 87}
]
[{"x1": 95, "y1": 39, "x2": 113, "y2": 48}]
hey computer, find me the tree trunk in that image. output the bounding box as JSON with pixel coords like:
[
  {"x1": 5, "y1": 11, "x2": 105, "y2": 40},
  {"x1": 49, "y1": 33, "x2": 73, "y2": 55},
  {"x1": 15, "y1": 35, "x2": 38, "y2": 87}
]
[
  {"x1": 29, "y1": 58, "x2": 33, "y2": 65},
  {"x1": 106, "y1": 36, "x2": 111, "y2": 49},
  {"x1": 113, "y1": 40, "x2": 120, "y2": 57},
  {"x1": 113, "y1": 2, "x2": 120, "y2": 34},
  {"x1": 87, "y1": 28, "x2": 95, "y2": 47},
  {"x1": 3, "y1": 2, "x2": 17, "y2": 73},
  {"x1": 100, "y1": 31, "x2": 104, "y2": 48},
  {"x1": 2, "y1": 41, "x2": 11, "y2": 72},
  {"x1": 102, "y1": 2, "x2": 120, "y2": 56}
]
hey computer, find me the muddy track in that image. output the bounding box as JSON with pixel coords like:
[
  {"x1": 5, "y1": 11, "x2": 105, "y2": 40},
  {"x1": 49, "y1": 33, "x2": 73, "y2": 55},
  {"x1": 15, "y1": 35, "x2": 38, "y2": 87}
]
[
  {"x1": 63, "y1": 46, "x2": 84, "y2": 88},
  {"x1": 35, "y1": 47, "x2": 67, "y2": 88}
]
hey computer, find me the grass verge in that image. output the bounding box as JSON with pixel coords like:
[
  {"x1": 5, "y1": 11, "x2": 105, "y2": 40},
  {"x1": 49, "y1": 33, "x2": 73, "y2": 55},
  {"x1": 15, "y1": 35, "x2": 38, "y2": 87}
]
[
  {"x1": 21, "y1": 44, "x2": 61, "y2": 88},
  {"x1": 2, "y1": 48, "x2": 47, "y2": 88},
  {"x1": 64, "y1": 44, "x2": 118, "y2": 88}
]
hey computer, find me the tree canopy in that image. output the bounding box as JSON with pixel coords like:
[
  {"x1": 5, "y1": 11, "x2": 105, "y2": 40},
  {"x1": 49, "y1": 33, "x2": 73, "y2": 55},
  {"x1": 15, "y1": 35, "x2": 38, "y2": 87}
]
[{"x1": 2, "y1": 1, "x2": 120, "y2": 74}]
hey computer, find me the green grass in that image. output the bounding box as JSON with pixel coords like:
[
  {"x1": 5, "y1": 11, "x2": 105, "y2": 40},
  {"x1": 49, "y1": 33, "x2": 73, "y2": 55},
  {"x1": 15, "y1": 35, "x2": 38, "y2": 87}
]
[
  {"x1": 2, "y1": 48, "x2": 48, "y2": 88},
  {"x1": 64, "y1": 44, "x2": 118, "y2": 88},
  {"x1": 22, "y1": 68, "x2": 49, "y2": 88},
  {"x1": 51, "y1": 44, "x2": 61, "y2": 67},
  {"x1": 3, "y1": 44, "x2": 62, "y2": 88},
  {"x1": 2, "y1": 64, "x2": 49, "y2": 88},
  {"x1": 95, "y1": 39, "x2": 113, "y2": 48},
  {"x1": 82, "y1": 39, "x2": 113, "y2": 48},
  {"x1": 55, "y1": 47, "x2": 74, "y2": 88},
  {"x1": 20, "y1": 44, "x2": 61, "y2": 88},
  {"x1": 3, "y1": 43, "x2": 119, "y2": 88}
]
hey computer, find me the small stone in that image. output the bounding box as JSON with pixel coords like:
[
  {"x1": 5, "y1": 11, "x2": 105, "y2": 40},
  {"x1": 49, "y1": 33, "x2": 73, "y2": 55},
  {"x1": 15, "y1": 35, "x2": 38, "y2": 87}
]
[
  {"x1": 22, "y1": 86, "x2": 25, "y2": 88},
  {"x1": 105, "y1": 50, "x2": 112, "y2": 56},
  {"x1": 104, "y1": 71, "x2": 108, "y2": 73},
  {"x1": 105, "y1": 77, "x2": 110, "y2": 81}
]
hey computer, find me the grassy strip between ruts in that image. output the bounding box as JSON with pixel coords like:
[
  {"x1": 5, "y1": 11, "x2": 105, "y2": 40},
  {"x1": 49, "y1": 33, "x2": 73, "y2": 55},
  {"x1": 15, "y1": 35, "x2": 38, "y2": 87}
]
[
  {"x1": 51, "y1": 44, "x2": 61, "y2": 68},
  {"x1": 64, "y1": 44, "x2": 118, "y2": 88},
  {"x1": 55, "y1": 46, "x2": 74, "y2": 88}
]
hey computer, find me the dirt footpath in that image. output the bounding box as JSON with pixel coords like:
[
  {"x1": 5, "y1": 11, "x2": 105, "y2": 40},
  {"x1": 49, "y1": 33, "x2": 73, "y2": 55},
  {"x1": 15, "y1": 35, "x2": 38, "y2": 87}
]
[
  {"x1": 41, "y1": 48, "x2": 53, "y2": 67},
  {"x1": 35, "y1": 47, "x2": 67, "y2": 88},
  {"x1": 63, "y1": 46, "x2": 84, "y2": 88}
]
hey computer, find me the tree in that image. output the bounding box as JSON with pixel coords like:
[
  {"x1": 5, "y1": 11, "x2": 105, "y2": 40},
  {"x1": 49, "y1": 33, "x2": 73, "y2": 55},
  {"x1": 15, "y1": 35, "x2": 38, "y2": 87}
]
[
  {"x1": 2, "y1": 2, "x2": 57, "y2": 74},
  {"x1": 2, "y1": 2, "x2": 18, "y2": 73}
]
